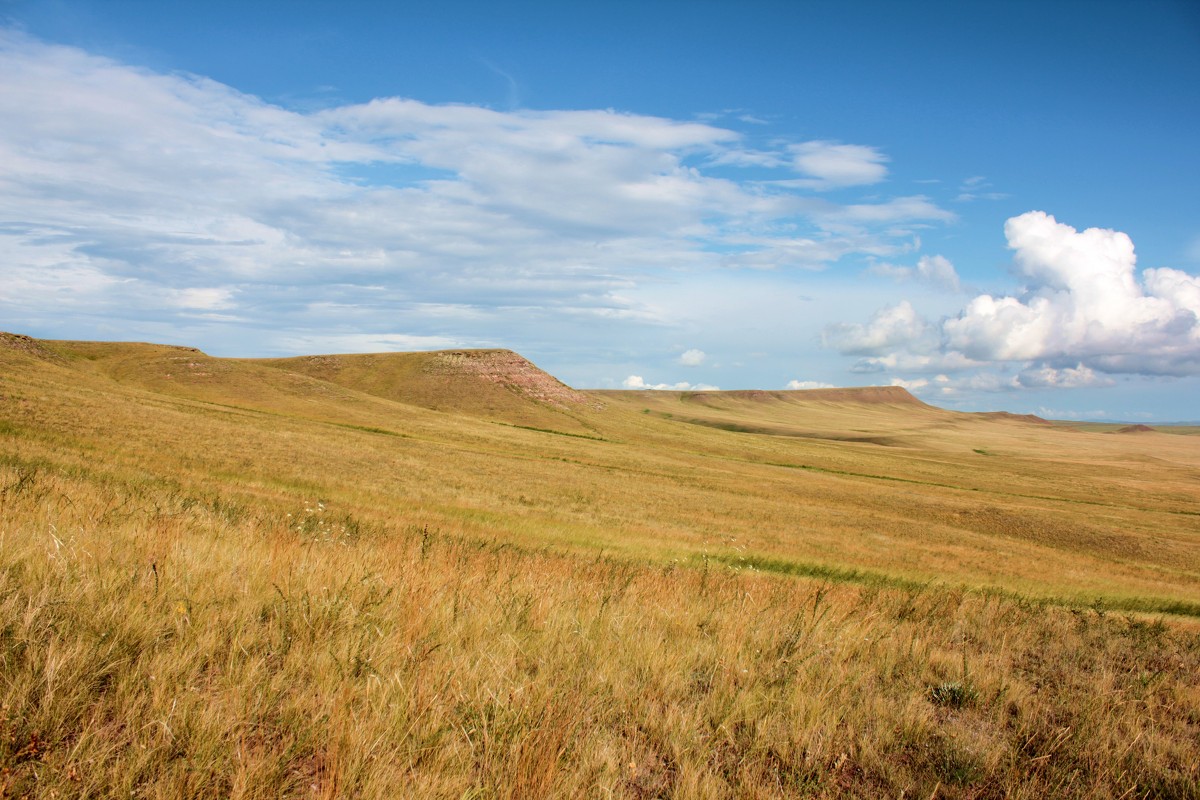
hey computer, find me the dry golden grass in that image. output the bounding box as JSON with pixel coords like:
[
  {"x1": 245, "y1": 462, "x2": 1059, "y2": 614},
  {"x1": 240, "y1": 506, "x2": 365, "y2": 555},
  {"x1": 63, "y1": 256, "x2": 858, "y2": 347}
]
[
  {"x1": 3, "y1": 467, "x2": 1198, "y2": 798},
  {"x1": 2, "y1": 334, "x2": 1199, "y2": 797}
]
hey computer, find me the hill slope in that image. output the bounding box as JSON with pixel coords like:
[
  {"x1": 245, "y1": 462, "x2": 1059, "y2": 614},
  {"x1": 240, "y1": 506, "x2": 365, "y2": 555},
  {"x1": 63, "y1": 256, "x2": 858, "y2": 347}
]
[
  {"x1": 3, "y1": 332, "x2": 1200, "y2": 797},
  {"x1": 3, "y1": 331, "x2": 1198, "y2": 610}
]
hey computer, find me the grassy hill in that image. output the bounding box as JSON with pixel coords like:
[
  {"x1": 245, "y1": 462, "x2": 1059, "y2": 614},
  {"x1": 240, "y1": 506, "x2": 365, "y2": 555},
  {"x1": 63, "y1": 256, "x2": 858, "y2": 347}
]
[
  {"x1": 2, "y1": 332, "x2": 1198, "y2": 798},
  {"x1": 246, "y1": 349, "x2": 605, "y2": 435}
]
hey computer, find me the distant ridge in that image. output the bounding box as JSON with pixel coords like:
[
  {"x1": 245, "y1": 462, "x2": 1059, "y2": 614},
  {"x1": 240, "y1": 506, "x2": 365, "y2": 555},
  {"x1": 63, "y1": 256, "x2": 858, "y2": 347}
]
[
  {"x1": 596, "y1": 383, "x2": 953, "y2": 447},
  {"x1": 975, "y1": 411, "x2": 1052, "y2": 425},
  {"x1": 0, "y1": 332, "x2": 1093, "y2": 432},
  {"x1": 600, "y1": 385, "x2": 935, "y2": 408},
  {"x1": 776, "y1": 385, "x2": 932, "y2": 406}
]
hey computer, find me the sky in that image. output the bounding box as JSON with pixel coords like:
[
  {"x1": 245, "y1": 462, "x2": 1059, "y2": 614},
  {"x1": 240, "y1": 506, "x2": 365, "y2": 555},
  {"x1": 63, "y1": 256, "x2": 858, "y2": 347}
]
[{"x1": 2, "y1": 0, "x2": 1199, "y2": 420}]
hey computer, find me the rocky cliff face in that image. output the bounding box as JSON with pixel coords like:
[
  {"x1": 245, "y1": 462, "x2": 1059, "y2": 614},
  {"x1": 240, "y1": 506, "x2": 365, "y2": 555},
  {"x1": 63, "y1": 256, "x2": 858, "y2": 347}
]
[
  {"x1": 424, "y1": 350, "x2": 604, "y2": 411},
  {"x1": 0, "y1": 332, "x2": 61, "y2": 362}
]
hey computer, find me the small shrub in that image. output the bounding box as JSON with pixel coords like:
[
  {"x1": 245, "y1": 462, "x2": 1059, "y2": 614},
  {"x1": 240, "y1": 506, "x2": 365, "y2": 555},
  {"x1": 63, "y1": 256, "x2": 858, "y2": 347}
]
[{"x1": 928, "y1": 681, "x2": 978, "y2": 709}]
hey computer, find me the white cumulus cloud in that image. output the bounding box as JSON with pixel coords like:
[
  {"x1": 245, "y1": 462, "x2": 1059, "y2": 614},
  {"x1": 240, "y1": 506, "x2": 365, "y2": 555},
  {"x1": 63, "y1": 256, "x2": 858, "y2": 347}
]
[
  {"x1": 787, "y1": 141, "x2": 889, "y2": 189},
  {"x1": 785, "y1": 380, "x2": 837, "y2": 390},
  {"x1": 944, "y1": 211, "x2": 1200, "y2": 375},
  {"x1": 822, "y1": 300, "x2": 934, "y2": 356},
  {"x1": 870, "y1": 254, "x2": 961, "y2": 291},
  {"x1": 1015, "y1": 363, "x2": 1114, "y2": 389},
  {"x1": 678, "y1": 348, "x2": 706, "y2": 366},
  {"x1": 827, "y1": 211, "x2": 1200, "y2": 393}
]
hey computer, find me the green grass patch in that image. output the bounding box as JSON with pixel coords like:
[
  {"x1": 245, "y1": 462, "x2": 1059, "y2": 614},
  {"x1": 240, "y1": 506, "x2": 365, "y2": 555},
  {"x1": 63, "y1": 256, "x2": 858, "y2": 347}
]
[
  {"x1": 497, "y1": 423, "x2": 606, "y2": 441},
  {"x1": 762, "y1": 460, "x2": 1200, "y2": 517},
  {"x1": 1077, "y1": 594, "x2": 1200, "y2": 618},
  {"x1": 703, "y1": 552, "x2": 931, "y2": 592},
  {"x1": 712, "y1": 552, "x2": 1200, "y2": 619},
  {"x1": 334, "y1": 423, "x2": 410, "y2": 438}
]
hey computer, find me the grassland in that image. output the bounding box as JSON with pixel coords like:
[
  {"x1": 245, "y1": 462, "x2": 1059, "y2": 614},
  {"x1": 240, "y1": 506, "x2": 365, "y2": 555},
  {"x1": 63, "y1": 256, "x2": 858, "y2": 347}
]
[{"x1": 1, "y1": 332, "x2": 1198, "y2": 798}]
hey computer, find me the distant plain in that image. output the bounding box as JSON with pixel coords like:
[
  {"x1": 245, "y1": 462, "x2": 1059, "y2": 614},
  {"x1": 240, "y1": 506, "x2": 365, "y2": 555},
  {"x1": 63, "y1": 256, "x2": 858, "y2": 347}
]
[{"x1": 2, "y1": 332, "x2": 1197, "y2": 798}]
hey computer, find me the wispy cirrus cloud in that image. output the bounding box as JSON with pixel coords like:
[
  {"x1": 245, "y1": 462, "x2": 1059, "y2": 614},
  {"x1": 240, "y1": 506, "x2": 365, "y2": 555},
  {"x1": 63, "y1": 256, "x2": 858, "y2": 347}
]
[
  {"x1": 0, "y1": 29, "x2": 953, "y2": 371},
  {"x1": 955, "y1": 175, "x2": 1007, "y2": 203},
  {"x1": 785, "y1": 140, "x2": 890, "y2": 190},
  {"x1": 712, "y1": 140, "x2": 891, "y2": 191}
]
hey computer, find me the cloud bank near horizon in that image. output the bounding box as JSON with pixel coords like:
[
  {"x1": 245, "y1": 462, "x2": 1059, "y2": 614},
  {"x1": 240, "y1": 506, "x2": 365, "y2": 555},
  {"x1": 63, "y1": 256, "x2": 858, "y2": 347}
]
[{"x1": 622, "y1": 375, "x2": 720, "y2": 392}]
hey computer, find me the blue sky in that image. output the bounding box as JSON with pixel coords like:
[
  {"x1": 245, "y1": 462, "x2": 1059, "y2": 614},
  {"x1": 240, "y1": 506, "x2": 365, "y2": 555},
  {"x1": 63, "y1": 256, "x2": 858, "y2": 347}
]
[{"x1": 2, "y1": 0, "x2": 1199, "y2": 420}]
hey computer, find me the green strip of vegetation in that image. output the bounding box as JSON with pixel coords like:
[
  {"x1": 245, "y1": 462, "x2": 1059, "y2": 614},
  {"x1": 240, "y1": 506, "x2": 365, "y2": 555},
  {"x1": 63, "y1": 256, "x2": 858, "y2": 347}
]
[
  {"x1": 763, "y1": 461, "x2": 1200, "y2": 517},
  {"x1": 708, "y1": 552, "x2": 1200, "y2": 619},
  {"x1": 1092, "y1": 595, "x2": 1200, "y2": 617},
  {"x1": 333, "y1": 423, "x2": 409, "y2": 438},
  {"x1": 701, "y1": 553, "x2": 931, "y2": 592},
  {"x1": 496, "y1": 423, "x2": 607, "y2": 441}
]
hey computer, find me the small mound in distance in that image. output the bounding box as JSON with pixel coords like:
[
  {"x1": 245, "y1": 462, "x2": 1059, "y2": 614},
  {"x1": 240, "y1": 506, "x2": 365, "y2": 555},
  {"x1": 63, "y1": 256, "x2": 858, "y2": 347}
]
[{"x1": 0, "y1": 332, "x2": 68, "y2": 364}]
